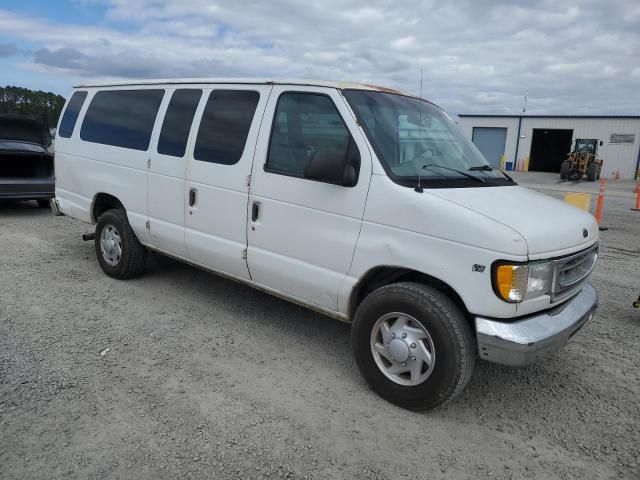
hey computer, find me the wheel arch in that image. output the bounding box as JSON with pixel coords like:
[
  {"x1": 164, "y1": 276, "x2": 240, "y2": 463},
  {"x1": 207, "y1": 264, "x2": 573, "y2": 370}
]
[
  {"x1": 91, "y1": 192, "x2": 125, "y2": 224},
  {"x1": 348, "y1": 266, "x2": 471, "y2": 324}
]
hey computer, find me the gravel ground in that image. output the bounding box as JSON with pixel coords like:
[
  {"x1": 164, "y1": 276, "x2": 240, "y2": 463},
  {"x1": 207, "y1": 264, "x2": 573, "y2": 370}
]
[{"x1": 1, "y1": 175, "x2": 639, "y2": 479}]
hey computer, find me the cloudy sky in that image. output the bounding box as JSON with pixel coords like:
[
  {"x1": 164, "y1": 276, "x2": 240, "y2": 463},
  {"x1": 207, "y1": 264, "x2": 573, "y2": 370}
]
[{"x1": 1, "y1": 0, "x2": 638, "y2": 115}]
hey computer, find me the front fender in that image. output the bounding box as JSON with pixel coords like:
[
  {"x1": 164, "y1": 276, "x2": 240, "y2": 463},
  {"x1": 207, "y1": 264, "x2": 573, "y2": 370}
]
[{"x1": 339, "y1": 222, "x2": 524, "y2": 319}]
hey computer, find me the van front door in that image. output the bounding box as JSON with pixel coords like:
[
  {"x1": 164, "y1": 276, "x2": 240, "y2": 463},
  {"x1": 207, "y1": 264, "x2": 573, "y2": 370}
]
[
  {"x1": 148, "y1": 88, "x2": 203, "y2": 258},
  {"x1": 185, "y1": 85, "x2": 271, "y2": 279},
  {"x1": 247, "y1": 86, "x2": 372, "y2": 311}
]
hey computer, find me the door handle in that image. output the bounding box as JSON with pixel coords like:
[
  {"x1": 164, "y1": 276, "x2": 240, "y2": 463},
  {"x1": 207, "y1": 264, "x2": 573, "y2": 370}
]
[
  {"x1": 189, "y1": 188, "x2": 197, "y2": 207},
  {"x1": 251, "y1": 202, "x2": 260, "y2": 222}
]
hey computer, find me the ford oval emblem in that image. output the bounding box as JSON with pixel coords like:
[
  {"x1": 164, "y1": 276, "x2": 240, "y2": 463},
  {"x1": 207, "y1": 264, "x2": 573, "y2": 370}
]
[{"x1": 583, "y1": 228, "x2": 589, "y2": 238}]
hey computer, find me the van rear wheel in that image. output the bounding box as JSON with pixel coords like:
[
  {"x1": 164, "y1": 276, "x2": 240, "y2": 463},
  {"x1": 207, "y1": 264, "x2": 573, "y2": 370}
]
[
  {"x1": 351, "y1": 282, "x2": 474, "y2": 410},
  {"x1": 95, "y1": 209, "x2": 147, "y2": 279}
]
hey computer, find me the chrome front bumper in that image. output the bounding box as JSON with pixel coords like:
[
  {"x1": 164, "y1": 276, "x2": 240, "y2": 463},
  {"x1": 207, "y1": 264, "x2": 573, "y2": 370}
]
[{"x1": 475, "y1": 283, "x2": 597, "y2": 366}]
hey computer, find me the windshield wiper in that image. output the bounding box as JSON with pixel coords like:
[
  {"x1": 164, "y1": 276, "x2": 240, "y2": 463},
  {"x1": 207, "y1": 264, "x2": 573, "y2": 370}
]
[
  {"x1": 421, "y1": 164, "x2": 486, "y2": 183},
  {"x1": 469, "y1": 164, "x2": 514, "y2": 182}
]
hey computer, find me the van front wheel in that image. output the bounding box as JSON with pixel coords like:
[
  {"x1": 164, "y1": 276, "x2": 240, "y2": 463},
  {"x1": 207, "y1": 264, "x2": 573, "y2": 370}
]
[
  {"x1": 95, "y1": 209, "x2": 147, "y2": 279},
  {"x1": 351, "y1": 282, "x2": 475, "y2": 410}
]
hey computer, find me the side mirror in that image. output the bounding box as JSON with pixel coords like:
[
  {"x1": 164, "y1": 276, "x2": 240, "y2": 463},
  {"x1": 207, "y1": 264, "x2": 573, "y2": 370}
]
[{"x1": 304, "y1": 141, "x2": 360, "y2": 187}]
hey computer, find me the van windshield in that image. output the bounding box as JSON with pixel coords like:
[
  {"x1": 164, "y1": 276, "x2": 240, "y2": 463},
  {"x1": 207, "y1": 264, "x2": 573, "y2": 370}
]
[{"x1": 343, "y1": 90, "x2": 513, "y2": 188}]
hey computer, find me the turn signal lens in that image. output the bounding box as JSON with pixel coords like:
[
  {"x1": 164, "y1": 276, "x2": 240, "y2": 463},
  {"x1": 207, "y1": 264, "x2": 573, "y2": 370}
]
[{"x1": 495, "y1": 264, "x2": 528, "y2": 302}]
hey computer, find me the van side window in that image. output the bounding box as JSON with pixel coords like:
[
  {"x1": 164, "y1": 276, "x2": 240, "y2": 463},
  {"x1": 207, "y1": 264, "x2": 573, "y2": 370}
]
[
  {"x1": 58, "y1": 91, "x2": 88, "y2": 138},
  {"x1": 266, "y1": 93, "x2": 353, "y2": 178},
  {"x1": 80, "y1": 89, "x2": 164, "y2": 151},
  {"x1": 157, "y1": 89, "x2": 202, "y2": 157},
  {"x1": 194, "y1": 90, "x2": 259, "y2": 165}
]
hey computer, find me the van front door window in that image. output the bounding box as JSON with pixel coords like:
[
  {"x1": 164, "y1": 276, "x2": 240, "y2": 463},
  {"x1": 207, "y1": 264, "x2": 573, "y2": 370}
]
[{"x1": 265, "y1": 93, "x2": 353, "y2": 181}]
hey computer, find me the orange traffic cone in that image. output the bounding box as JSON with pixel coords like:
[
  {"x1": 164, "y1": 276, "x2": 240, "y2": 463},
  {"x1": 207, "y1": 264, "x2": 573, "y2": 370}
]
[
  {"x1": 632, "y1": 182, "x2": 640, "y2": 212},
  {"x1": 595, "y1": 178, "x2": 608, "y2": 231}
]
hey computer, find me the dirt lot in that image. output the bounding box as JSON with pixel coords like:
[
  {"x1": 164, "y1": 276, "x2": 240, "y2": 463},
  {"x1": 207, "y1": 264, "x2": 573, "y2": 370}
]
[{"x1": 1, "y1": 175, "x2": 639, "y2": 479}]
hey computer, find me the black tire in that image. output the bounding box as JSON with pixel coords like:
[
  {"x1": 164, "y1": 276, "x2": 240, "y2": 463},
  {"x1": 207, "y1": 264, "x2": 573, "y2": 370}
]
[
  {"x1": 560, "y1": 161, "x2": 570, "y2": 180},
  {"x1": 351, "y1": 282, "x2": 475, "y2": 410},
  {"x1": 36, "y1": 199, "x2": 50, "y2": 208},
  {"x1": 587, "y1": 162, "x2": 597, "y2": 182},
  {"x1": 569, "y1": 170, "x2": 582, "y2": 181},
  {"x1": 94, "y1": 208, "x2": 147, "y2": 279}
]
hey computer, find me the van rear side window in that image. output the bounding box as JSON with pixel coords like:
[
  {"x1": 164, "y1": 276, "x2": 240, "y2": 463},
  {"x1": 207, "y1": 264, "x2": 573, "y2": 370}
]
[
  {"x1": 58, "y1": 91, "x2": 87, "y2": 138},
  {"x1": 80, "y1": 89, "x2": 164, "y2": 151},
  {"x1": 194, "y1": 90, "x2": 259, "y2": 165},
  {"x1": 158, "y1": 89, "x2": 202, "y2": 157}
]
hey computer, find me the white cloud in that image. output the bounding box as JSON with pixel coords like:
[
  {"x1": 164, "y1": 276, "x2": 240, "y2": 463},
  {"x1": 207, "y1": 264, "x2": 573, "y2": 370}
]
[
  {"x1": 391, "y1": 36, "x2": 416, "y2": 50},
  {"x1": 0, "y1": 0, "x2": 638, "y2": 114}
]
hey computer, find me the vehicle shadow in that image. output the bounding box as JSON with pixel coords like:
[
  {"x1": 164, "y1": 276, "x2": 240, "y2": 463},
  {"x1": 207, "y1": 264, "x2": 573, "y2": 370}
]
[
  {"x1": 144, "y1": 253, "x2": 356, "y2": 359},
  {"x1": 142, "y1": 251, "x2": 584, "y2": 418},
  {"x1": 0, "y1": 199, "x2": 49, "y2": 216}
]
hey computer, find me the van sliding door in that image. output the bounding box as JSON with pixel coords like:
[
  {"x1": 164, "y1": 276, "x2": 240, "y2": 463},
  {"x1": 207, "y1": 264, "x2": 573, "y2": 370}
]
[
  {"x1": 147, "y1": 88, "x2": 203, "y2": 258},
  {"x1": 184, "y1": 85, "x2": 272, "y2": 279}
]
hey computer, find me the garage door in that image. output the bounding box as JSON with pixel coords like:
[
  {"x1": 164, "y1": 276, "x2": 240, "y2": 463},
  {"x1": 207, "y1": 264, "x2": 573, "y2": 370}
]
[{"x1": 472, "y1": 127, "x2": 507, "y2": 168}]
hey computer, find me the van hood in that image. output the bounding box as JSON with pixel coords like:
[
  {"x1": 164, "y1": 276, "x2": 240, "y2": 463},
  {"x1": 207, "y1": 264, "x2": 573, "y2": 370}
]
[{"x1": 426, "y1": 185, "x2": 599, "y2": 258}]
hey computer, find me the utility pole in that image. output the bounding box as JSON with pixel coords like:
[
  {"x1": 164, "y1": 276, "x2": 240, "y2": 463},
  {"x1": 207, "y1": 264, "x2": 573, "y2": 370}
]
[{"x1": 514, "y1": 89, "x2": 528, "y2": 171}]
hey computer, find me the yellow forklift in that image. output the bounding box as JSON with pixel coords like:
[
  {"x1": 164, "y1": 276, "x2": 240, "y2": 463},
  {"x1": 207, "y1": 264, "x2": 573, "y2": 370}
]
[{"x1": 560, "y1": 138, "x2": 604, "y2": 182}]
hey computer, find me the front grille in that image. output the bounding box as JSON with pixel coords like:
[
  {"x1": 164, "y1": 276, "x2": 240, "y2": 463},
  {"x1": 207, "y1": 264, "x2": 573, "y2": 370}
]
[{"x1": 551, "y1": 244, "x2": 598, "y2": 302}]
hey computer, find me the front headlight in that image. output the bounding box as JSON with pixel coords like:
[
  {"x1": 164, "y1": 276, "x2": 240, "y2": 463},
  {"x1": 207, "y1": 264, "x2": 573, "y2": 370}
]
[
  {"x1": 493, "y1": 261, "x2": 554, "y2": 303},
  {"x1": 526, "y1": 262, "x2": 554, "y2": 299}
]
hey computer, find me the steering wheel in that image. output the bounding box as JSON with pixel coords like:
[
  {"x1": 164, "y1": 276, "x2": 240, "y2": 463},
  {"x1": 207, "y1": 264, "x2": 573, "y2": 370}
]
[{"x1": 407, "y1": 147, "x2": 436, "y2": 165}]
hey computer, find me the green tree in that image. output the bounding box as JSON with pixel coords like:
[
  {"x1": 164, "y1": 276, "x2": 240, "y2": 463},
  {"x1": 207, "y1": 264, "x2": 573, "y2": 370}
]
[{"x1": 0, "y1": 86, "x2": 66, "y2": 128}]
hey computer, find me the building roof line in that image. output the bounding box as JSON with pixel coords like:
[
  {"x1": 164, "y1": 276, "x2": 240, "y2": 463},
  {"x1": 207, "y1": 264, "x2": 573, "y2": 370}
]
[{"x1": 458, "y1": 114, "x2": 640, "y2": 119}]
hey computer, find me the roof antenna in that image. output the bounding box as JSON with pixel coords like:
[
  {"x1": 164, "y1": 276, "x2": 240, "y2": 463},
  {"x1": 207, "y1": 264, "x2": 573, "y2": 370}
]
[
  {"x1": 522, "y1": 89, "x2": 528, "y2": 114},
  {"x1": 419, "y1": 69, "x2": 424, "y2": 128},
  {"x1": 414, "y1": 69, "x2": 424, "y2": 193},
  {"x1": 415, "y1": 171, "x2": 423, "y2": 193}
]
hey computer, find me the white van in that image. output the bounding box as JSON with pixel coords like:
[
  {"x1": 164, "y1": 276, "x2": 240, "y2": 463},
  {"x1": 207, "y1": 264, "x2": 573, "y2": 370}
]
[{"x1": 53, "y1": 79, "x2": 598, "y2": 409}]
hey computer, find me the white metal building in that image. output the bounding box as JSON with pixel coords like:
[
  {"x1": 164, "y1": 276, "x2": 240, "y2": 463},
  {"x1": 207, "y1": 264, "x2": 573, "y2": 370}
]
[{"x1": 457, "y1": 115, "x2": 640, "y2": 180}]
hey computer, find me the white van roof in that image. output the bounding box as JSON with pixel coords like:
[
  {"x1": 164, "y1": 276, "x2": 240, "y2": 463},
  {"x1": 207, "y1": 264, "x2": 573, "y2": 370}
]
[{"x1": 73, "y1": 78, "x2": 411, "y2": 96}]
